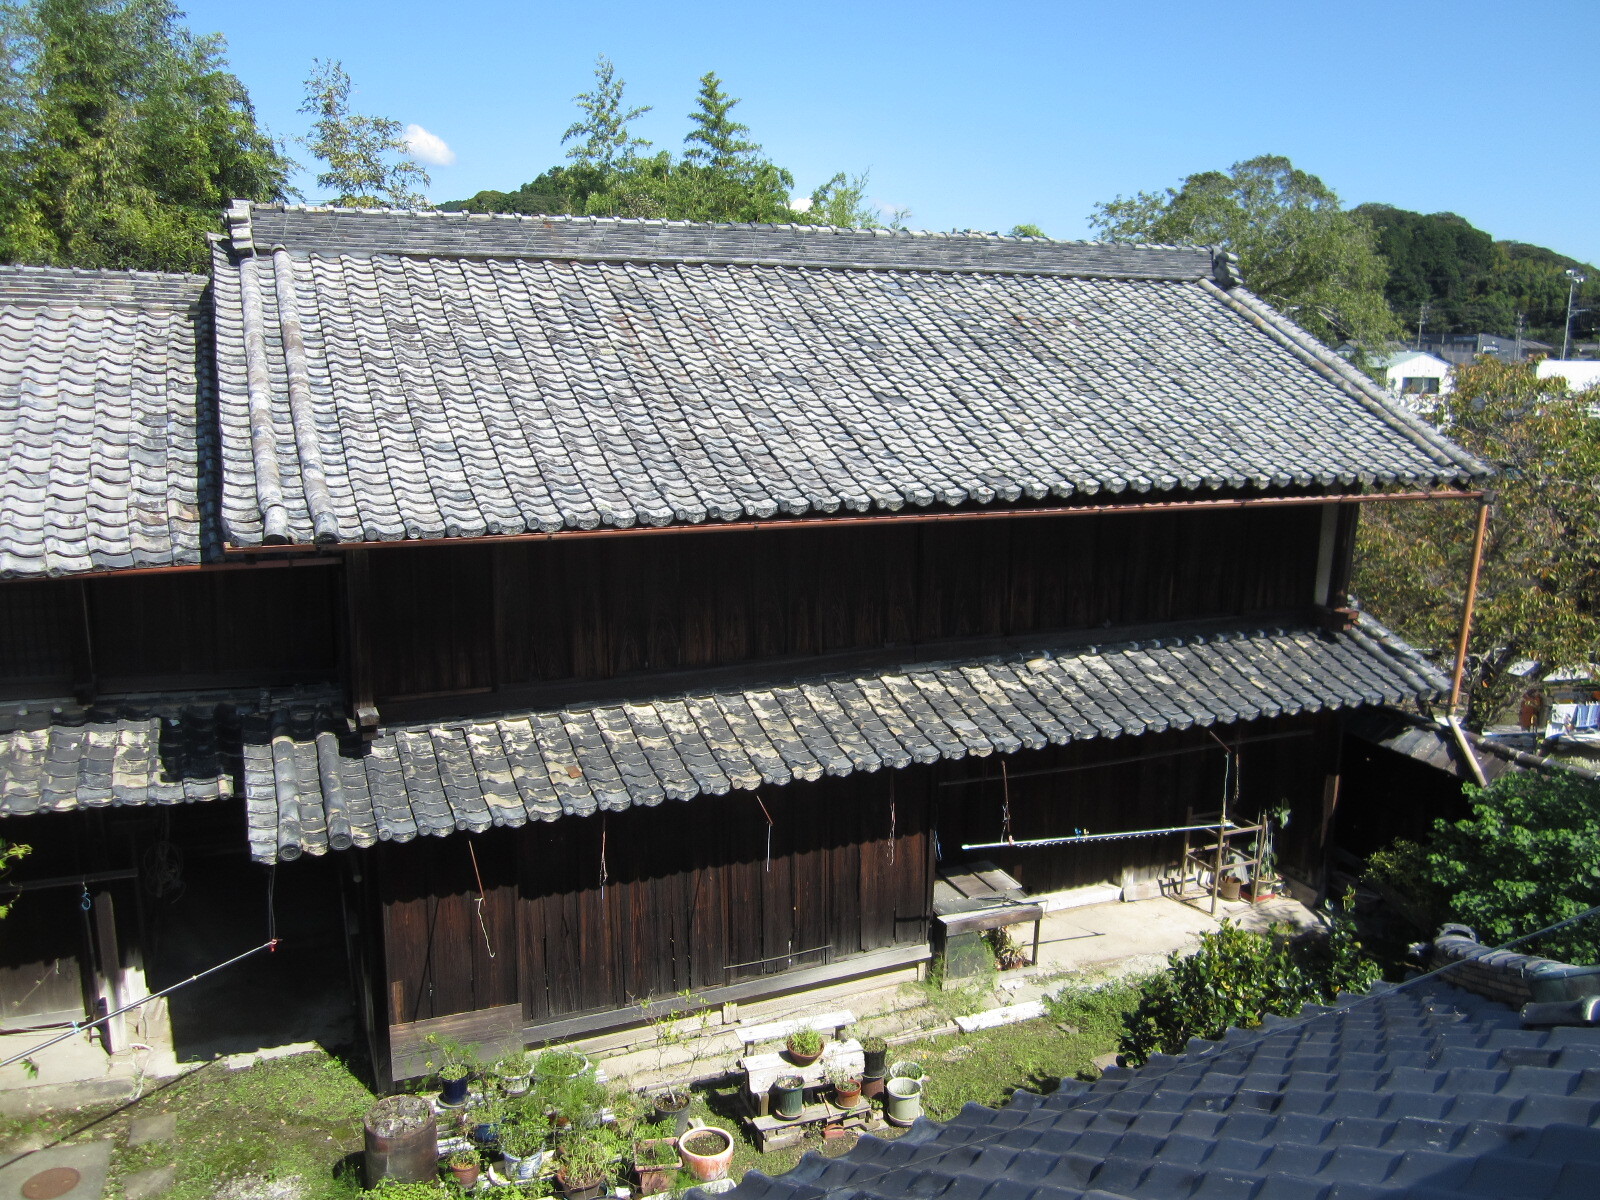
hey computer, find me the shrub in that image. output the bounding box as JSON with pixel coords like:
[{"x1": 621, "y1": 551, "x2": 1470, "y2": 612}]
[
  {"x1": 1364, "y1": 771, "x2": 1600, "y2": 964},
  {"x1": 1118, "y1": 908, "x2": 1379, "y2": 1066}
]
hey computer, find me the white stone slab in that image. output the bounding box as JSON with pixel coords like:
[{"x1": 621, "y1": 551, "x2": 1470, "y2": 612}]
[{"x1": 953, "y1": 1001, "x2": 1046, "y2": 1032}]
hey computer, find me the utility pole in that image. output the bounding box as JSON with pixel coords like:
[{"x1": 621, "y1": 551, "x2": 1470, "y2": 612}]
[
  {"x1": 1416, "y1": 300, "x2": 1429, "y2": 352},
  {"x1": 1515, "y1": 312, "x2": 1524, "y2": 361},
  {"x1": 1564, "y1": 269, "x2": 1588, "y2": 360}
]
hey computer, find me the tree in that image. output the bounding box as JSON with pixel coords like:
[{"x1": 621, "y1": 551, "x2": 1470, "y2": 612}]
[
  {"x1": 1364, "y1": 771, "x2": 1600, "y2": 964},
  {"x1": 441, "y1": 65, "x2": 890, "y2": 228},
  {"x1": 562, "y1": 54, "x2": 650, "y2": 171},
  {"x1": 1354, "y1": 358, "x2": 1600, "y2": 727},
  {"x1": 1009, "y1": 223, "x2": 1046, "y2": 238},
  {"x1": 1089, "y1": 154, "x2": 1397, "y2": 350},
  {"x1": 300, "y1": 58, "x2": 427, "y2": 209},
  {"x1": 0, "y1": 0, "x2": 292, "y2": 271},
  {"x1": 681, "y1": 71, "x2": 757, "y2": 171},
  {"x1": 805, "y1": 171, "x2": 880, "y2": 228}
]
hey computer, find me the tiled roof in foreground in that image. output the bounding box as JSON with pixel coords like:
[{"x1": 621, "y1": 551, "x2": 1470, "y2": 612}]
[
  {"x1": 0, "y1": 618, "x2": 1445, "y2": 862},
  {"x1": 0, "y1": 266, "x2": 214, "y2": 578},
  {"x1": 211, "y1": 204, "x2": 1486, "y2": 549},
  {"x1": 726, "y1": 981, "x2": 1600, "y2": 1200}
]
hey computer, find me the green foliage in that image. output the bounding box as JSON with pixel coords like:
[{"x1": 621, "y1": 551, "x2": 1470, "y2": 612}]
[
  {"x1": 555, "y1": 1132, "x2": 615, "y2": 1187},
  {"x1": 1009, "y1": 223, "x2": 1046, "y2": 238},
  {"x1": 1354, "y1": 358, "x2": 1600, "y2": 727},
  {"x1": 300, "y1": 58, "x2": 427, "y2": 209},
  {"x1": 562, "y1": 54, "x2": 650, "y2": 170},
  {"x1": 1358, "y1": 203, "x2": 1599, "y2": 345},
  {"x1": 0, "y1": 837, "x2": 27, "y2": 920},
  {"x1": 1090, "y1": 154, "x2": 1397, "y2": 350},
  {"x1": 1366, "y1": 771, "x2": 1600, "y2": 963},
  {"x1": 785, "y1": 1027, "x2": 822, "y2": 1056},
  {"x1": 422, "y1": 1033, "x2": 480, "y2": 1082},
  {"x1": 442, "y1": 60, "x2": 888, "y2": 228},
  {"x1": 1118, "y1": 912, "x2": 1380, "y2": 1066},
  {"x1": 0, "y1": 0, "x2": 291, "y2": 271},
  {"x1": 363, "y1": 1181, "x2": 452, "y2": 1200}
]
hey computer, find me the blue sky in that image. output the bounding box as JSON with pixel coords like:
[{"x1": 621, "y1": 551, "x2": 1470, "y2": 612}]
[{"x1": 184, "y1": 0, "x2": 1600, "y2": 264}]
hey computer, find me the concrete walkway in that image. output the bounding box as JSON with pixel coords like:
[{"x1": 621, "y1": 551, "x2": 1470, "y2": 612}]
[{"x1": 981, "y1": 893, "x2": 1325, "y2": 1009}]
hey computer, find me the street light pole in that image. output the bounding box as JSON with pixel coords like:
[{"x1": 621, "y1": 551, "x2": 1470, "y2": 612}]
[{"x1": 1564, "y1": 269, "x2": 1587, "y2": 360}]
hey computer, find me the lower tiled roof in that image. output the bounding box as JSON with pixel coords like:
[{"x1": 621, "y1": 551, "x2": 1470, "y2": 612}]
[
  {"x1": 0, "y1": 618, "x2": 1445, "y2": 862},
  {"x1": 725, "y1": 981, "x2": 1600, "y2": 1200}
]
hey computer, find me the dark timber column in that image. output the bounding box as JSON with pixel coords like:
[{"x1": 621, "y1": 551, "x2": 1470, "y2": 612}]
[{"x1": 342, "y1": 550, "x2": 378, "y2": 735}]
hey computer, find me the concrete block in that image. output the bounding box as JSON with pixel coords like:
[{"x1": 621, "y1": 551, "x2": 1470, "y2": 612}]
[
  {"x1": 122, "y1": 1165, "x2": 176, "y2": 1200},
  {"x1": 126, "y1": 1115, "x2": 176, "y2": 1147}
]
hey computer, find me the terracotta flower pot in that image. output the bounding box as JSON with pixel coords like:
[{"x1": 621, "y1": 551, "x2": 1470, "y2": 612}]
[
  {"x1": 448, "y1": 1161, "x2": 480, "y2": 1188},
  {"x1": 785, "y1": 1038, "x2": 823, "y2": 1067},
  {"x1": 677, "y1": 1122, "x2": 734, "y2": 1182},
  {"x1": 833, "y1": 1082, "x2": 862, "y2": 1110}
]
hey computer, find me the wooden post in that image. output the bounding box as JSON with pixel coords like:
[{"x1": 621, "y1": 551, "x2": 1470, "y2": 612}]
[
  {"x1": 1448, "y1": 498, "x2": 1490, "y2": 715},
  {"x1": 343, "y1": 550, "x2": 378, "y2": 736}
]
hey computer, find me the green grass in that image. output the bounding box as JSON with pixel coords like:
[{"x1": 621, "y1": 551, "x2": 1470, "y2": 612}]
[
  {"x1": 0, "y1": 977, "x2": 1146, "y2": 1197},
  {"x1": 0, "y1": 1053, "x2": 374, "y2": 1200}
]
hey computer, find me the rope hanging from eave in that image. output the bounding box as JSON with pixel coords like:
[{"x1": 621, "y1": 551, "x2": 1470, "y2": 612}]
[
  {"x1": 467, "y1": 840, "x2": 495, "y2": 959},
  {"x1": 755, "y1": 794, "x2": 774, "y2": 871}
]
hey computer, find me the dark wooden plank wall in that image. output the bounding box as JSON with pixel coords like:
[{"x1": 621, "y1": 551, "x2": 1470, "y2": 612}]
[
  {"x1": 370, "y1": 506, "x2": 1324, "y2": 702},
  {"x1": 936, "y1": 716, "x2": 1341, "y2": 894},
  {"x1": 379, "y1": 771, "x2": 933, "y2": 1025},
  {"x1": 0, "y1": 568, "x2": 340, "y2": 699}
]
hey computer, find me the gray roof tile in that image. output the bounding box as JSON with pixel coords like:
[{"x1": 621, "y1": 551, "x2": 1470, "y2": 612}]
[
  {"x1": 0, "y1": 617, "x2": 1446, "y2": 862},
  {"x1": 211, "y1": 206, "x2": 1487, "y2": 551},
  {"x1": 0, "y1": 266, "x2": 213, "y2": 578},
  {"x1": 724, "y1": 980, "x2": 1600, "y2": 1200}
]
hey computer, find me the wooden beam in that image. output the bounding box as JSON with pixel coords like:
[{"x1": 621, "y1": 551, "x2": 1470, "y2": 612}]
[{"x1": 384, "y1": 943, "x2": 931, "y2": 1081}]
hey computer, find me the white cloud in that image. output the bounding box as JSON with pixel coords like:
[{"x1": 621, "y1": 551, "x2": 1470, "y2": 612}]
[
  {"x1": 404, "y1": 124, "x2": 456, "y2": 167},
  {"x1": 788, "y1": 196, "x2": 814, "y2": 213}
]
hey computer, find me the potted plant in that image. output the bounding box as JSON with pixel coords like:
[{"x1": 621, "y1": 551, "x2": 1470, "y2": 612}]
[
  {"x1": 534, "y1": 1047, "x2": 592, "y2": 1084},
  {"x1": 554, "y1": 1133, "x2": 612, "y2": 1200},
  {"x1": 860, "y1": 1035, "x2": 888, "y2": 1080},
  {"x1": 888, "y1": 1060, "x2": 924, "y2": 1082},
  {"x1": 631, "y1": 1132, "x2": 682, "y2": 1196},
  {"x1": 884, "y1": 1075, "x2": 924, "y2": 1127},
  {"x1": 650, "y1": 1086, "x2": 693, "y2": 1135},
  {"x1": 541, "y1": 1068, "x2": 607, "y2": 1133},
  {"x1": 831, "y1": 1069, "x2": 863, "y2": 1110},
  {"x1": 495, "y1": 1049, "x2": 535, "y2": 1097},
  {"x1": 445, "y1": 1147, "x2": 481, "y2": 1189},
  {"x1": 770, "y1": 1073, "x2": 805, "y2": 1121},
  {"x1": 785, "y1": 1027, "x2": 823, "y2": 1066},
  {"x1": 499, "y1": 1112, "x2": 550, "y2": 1182},
  {"x1": 676, "y1": 1120, "x2": 734, "y2": 1182},
  {"x1": 425, "y1": 1034, "x2": 481, "y2": 1108}
]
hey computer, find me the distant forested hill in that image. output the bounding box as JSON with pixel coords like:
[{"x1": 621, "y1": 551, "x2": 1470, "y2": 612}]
[{"x1": 1355, "y1": 204, "x2": 1597, "y2": 345}]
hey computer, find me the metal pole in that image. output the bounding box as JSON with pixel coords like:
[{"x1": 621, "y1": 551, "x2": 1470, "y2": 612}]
[{"x1": 1448, "y1": 497, "x2": 1491, "y2": 714}]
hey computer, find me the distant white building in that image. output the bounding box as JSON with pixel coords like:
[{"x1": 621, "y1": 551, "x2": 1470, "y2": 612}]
[
  {"x1": 1377, "y1": 350, "x2": 1452, "y2": 402},
  {"x1": 1535, "y1": 359, "x2": 1600, "y2": 391}
]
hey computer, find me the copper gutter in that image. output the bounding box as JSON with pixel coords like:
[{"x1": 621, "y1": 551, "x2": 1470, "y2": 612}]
[
  {"x1": 222, "y1": 488, "x2": 1485, "y2": 556},
  {"x1": 1447, "y1": 496, "x2": 1491, "y2": 713}
]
